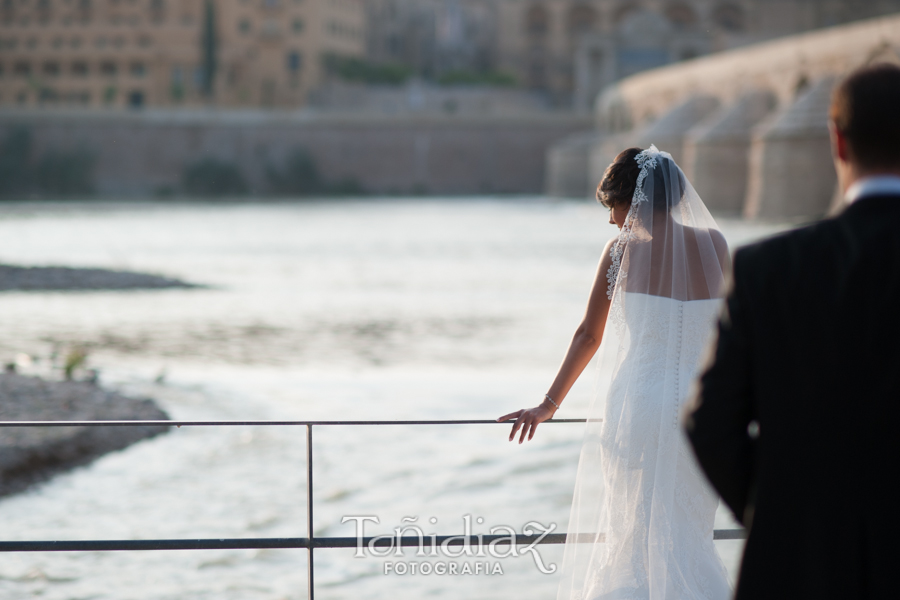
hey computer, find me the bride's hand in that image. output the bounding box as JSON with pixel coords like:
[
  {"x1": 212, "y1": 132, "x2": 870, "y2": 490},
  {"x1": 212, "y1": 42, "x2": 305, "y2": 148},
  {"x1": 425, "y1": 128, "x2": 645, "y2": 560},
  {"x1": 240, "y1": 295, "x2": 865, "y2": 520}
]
[{"x1": 497, "y1": 400, "x2": 556, "y2": 444}]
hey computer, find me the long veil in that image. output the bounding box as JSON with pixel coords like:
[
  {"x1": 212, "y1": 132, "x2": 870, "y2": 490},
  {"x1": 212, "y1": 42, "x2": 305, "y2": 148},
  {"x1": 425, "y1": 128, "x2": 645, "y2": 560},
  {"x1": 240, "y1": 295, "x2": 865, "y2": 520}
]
[{"x1": 556, "y1": 146, "x2": 731, "y2": 600}]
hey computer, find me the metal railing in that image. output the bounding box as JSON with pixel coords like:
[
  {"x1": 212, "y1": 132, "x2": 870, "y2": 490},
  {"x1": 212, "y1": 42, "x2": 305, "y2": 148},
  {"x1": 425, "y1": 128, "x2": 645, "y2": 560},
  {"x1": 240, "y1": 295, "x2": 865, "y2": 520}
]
[{"x1": 0, "y1": 418, "x2": 747, "y2": 598}]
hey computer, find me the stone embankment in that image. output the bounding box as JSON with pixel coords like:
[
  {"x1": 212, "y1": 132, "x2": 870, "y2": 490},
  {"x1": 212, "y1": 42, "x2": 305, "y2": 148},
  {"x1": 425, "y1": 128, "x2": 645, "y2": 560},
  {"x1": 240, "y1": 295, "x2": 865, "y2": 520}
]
[
  {"x1": 0, "y1": 264, "x2": 196, "y2": 291},
  {"x1": 0, "y1": 373, "x2": 170, "y2": 496}
]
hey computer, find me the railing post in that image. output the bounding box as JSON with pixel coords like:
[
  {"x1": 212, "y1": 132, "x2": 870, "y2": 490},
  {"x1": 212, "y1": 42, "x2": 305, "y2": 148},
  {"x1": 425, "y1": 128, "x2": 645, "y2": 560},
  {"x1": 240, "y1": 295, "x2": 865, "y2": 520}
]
[{"x1": 306, "y1": 423, "x2": 314, "y2": 600}]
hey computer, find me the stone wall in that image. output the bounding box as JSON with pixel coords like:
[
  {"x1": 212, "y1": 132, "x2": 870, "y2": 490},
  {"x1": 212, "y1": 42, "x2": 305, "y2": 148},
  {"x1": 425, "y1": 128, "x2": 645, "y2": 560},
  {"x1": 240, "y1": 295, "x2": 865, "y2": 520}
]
[
  {"x1": 0, "y1": 109, "x2": 590, "y2": 196},
  {"x1": 546, "y1": 13, "x2": 900, "y2": 220}
]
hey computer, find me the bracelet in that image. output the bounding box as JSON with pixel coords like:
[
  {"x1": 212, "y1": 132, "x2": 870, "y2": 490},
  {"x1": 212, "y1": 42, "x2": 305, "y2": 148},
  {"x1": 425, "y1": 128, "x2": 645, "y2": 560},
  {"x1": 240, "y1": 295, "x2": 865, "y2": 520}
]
[{"x1": 544, "y1": 393, "x2": 560, "y2": 411}]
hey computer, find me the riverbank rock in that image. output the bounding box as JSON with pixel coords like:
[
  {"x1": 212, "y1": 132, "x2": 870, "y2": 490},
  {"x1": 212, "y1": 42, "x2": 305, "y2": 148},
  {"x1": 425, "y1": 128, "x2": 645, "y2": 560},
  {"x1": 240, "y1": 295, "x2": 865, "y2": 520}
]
[
  {"x1": 0, "y1": 264, "x2": 197, "y2": 291},
  {"x1": 0, "y1": 373, "x2": 170, "y2": 496}
]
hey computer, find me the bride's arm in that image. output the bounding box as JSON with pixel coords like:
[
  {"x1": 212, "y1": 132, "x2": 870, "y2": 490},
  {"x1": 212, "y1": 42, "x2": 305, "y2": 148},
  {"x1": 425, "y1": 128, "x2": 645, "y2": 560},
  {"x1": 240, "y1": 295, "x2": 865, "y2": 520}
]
[{"x1": 497, "y1": 237, "x2": 616, "y2": 443}]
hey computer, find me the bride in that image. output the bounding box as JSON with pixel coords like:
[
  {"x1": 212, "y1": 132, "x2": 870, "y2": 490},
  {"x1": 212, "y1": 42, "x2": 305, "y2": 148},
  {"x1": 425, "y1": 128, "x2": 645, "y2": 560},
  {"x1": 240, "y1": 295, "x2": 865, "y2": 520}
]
[{"x1": 498, "y1": 145, "x2": 732, "y2": 599}]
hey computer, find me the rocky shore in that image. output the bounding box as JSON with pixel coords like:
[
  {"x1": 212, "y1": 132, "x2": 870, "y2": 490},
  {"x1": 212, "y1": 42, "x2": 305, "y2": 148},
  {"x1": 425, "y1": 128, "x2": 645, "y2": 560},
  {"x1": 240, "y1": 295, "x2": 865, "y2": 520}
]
[
  {"x1": 0, "y1": 264, "x2": 197, "y2": 291},
  {"x1": 0, "y1": 373, "x2": 170, "y2": 497}
]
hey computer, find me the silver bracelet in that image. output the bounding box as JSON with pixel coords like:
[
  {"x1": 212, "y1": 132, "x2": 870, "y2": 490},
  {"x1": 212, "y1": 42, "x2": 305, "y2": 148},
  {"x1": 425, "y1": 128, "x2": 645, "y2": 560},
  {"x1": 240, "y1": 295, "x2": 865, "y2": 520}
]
[{"x1": 544, "y1": 393, "x2": 560, "y2": 411}]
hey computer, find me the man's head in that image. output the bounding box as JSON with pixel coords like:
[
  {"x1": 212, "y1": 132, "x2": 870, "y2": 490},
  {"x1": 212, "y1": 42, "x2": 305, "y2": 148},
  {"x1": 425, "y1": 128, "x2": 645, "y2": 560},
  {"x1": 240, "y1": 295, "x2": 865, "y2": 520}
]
[{"x1": 829, "y1": 63, "x2": 900, "y2": 192}]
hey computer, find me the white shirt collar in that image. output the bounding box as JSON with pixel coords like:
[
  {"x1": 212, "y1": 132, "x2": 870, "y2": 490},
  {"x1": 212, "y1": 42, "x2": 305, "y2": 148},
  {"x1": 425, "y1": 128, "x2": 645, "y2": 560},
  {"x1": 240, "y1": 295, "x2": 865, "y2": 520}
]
[{"x1": 845, "y1": 175, "x2": 900, "y2": 203}]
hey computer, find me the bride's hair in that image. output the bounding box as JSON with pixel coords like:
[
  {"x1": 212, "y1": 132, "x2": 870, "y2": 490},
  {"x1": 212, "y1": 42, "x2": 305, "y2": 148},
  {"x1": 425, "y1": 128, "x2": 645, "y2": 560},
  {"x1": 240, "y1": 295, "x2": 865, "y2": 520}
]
[
  {"x1": 597, "y1": 147, "x2": 686, "y2": 213},
  {"x1": 597, "y1": 148, "x2": 641, "y2": 209}
]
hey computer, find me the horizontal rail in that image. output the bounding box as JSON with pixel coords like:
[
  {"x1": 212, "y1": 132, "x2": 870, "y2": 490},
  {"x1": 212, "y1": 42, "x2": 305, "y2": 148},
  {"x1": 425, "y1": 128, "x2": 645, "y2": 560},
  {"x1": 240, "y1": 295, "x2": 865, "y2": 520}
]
[
  {"x1": 0, "y1": 529, "x2": 746, "y2": 552},
  {"x1": 0, "y1": 419, "x2": 590, "y2": 427}
]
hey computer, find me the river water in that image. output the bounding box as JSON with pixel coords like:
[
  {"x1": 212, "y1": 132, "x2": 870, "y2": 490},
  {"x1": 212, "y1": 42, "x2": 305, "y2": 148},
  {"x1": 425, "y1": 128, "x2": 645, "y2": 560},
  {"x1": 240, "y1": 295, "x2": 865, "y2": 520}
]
[{"x1": 0, "y1": 199, "x2": 789, "y2": 600}]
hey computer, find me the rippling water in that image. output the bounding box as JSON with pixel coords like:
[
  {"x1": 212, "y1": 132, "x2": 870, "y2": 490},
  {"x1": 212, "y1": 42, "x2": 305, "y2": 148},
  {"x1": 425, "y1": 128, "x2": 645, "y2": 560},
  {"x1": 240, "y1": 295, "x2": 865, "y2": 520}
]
[{"x1": 0, "y1": 200, "x2": 789, "y2": 599}]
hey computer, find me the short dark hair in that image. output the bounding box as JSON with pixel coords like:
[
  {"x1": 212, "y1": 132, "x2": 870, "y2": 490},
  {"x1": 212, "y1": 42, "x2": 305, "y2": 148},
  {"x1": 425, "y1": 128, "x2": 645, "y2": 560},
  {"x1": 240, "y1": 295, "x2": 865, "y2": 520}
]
[
  {"x1": 597, "y1": 147, "x2": 642, "y2": 209},
  {"x1": 830, "y1": 63, "x2": 900, "y2": 170}
]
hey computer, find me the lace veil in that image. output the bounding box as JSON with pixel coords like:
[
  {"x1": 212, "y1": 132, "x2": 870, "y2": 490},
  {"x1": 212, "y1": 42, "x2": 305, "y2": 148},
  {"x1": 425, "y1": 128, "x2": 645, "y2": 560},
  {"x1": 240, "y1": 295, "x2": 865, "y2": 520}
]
[{"x1": 556, "y1": 145, "x2": 731, "y2": 599}]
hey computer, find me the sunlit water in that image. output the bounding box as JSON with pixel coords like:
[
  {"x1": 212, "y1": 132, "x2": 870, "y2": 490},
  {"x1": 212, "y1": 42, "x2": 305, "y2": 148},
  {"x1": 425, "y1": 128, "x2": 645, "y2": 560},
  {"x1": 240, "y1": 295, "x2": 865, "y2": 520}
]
[{"x1": 0, "y1": 199, "x2": 790, "y2": 600}]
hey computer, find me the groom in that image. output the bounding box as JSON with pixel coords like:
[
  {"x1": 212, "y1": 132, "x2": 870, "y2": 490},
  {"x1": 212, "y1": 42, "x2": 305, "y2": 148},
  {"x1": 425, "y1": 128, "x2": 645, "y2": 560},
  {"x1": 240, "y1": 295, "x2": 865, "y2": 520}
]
[{"x1": 684, "y1": 63, "x2": 900, "y2": 599}]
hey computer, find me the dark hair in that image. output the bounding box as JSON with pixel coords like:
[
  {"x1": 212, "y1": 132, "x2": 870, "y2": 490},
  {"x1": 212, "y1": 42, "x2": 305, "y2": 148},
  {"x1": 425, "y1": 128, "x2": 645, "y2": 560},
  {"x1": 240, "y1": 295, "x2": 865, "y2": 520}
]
[
  {"x1": 597, "y1": 147, "x2": 641, "y2": 209},
  {"x1": 597, "y1": 147, "x2": 686, "y2": 212},
  {"x1": 830, "y1": 63, "x2": 900, "y2": 169}
]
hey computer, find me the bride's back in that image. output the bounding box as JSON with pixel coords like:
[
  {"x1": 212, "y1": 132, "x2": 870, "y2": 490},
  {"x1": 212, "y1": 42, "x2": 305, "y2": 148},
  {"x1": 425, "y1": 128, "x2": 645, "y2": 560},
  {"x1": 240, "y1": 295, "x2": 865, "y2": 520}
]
[
  {"x1": 621, "y1": 220, "x2": 730, "y2": 301},
  {"x1": 600, "y1": 147, "x2": 730, "y2": 302}
]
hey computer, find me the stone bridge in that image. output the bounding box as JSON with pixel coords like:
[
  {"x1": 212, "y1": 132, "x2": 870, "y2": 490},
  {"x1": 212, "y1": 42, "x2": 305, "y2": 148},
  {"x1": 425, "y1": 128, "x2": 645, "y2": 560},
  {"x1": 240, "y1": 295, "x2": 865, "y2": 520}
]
[{"x1": 546, "y1": 13, "x2": 900, "y2": 220}]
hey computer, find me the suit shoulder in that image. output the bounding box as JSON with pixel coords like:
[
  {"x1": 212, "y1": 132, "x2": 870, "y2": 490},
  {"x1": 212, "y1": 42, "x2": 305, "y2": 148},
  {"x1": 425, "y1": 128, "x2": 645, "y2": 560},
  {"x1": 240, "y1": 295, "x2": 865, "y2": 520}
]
[{"x1": 733, "y1": 218, "x2": 840, "y2": 270}]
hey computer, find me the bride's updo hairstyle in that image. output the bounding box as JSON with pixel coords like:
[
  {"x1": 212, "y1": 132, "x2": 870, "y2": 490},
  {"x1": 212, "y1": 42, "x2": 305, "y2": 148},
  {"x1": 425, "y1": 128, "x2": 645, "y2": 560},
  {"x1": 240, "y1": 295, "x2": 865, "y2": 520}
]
[
  {"x1": 597, "y1": 148, "x2": 641, "y2": 210},
  {"x1": 597, "y1": 147, "x2": 686, "y2": 213}
]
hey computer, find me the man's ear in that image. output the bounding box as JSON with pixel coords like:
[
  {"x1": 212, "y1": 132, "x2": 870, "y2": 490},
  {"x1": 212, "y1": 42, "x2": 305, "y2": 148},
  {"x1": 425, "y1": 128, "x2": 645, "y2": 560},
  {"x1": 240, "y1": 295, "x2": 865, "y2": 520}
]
[{"x1": 829, "y1": 120, "x2": 849, "y2": 163}]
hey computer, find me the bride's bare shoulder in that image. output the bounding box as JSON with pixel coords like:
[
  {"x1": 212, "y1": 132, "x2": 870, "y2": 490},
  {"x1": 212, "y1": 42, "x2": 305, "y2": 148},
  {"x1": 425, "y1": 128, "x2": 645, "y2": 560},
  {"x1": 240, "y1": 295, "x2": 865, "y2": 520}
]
[
  {"x1": 684, "y1": 225, "x2": 729, "y2": 260},
  {"x1": 600, "y1": 236, "x2": 617, "y2": 268}
]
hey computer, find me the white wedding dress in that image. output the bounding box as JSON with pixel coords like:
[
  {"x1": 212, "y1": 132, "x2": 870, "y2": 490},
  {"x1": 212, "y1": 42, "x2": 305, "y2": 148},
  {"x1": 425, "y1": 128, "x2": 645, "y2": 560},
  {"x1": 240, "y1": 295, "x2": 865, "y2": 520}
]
[
  {"x1": 587, "y1": 292, "x2": 730, "y2": 599},
  {"x1": 557, "y1": 146, "x2": 732, "y2": 600}
]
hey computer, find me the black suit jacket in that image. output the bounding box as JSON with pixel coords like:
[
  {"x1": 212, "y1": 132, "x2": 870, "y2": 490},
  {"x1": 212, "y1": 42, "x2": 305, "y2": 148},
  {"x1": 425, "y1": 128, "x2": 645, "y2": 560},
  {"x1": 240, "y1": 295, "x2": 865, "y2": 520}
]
[{"x1": 685, "y1": 194, "x2": 900, "y2": 600}]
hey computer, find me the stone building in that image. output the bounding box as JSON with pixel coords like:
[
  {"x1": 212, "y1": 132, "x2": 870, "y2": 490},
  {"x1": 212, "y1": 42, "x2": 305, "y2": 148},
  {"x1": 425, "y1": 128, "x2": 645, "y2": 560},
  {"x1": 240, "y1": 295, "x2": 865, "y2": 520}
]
[
  {"x1": 365, "y1": 0, "x2": 498, "y2": 79},
  {"x1": 545, "y1": 12, "x2": 900, "y2": 221},
  {"x1": 0, "y1": 0, "x2": 365, "y2": 109},
  {"x1": 495, "y1": 0, "x2": 900, "y2": 108}
]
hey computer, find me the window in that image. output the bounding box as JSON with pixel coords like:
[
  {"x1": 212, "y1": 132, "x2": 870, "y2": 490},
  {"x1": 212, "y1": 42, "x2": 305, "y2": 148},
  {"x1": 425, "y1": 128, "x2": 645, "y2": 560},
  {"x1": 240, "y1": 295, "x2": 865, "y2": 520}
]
[
  {"x1": 42, "y1": 61, "x2": 60, "y2": 75},
  {"x1": 665, "y1": 3, "x2": 697, "y2": 29},
  {"x1": 287, "y1": 50, "x2": 301, "y2": 72},
  {"x1": 39, "y1": 88, "x2": 59, "y2": 103},
  {"x1": 613, "y1": 4, "x2": 638, "y2": 24},
  {"x1": 14, "y1": 61, "x2": 31, "y2": 76},
  {"x1": 170, "y1": 66, "x2": 185, "y2": 100},
  {"x1": 100, "y1": 61, "x2": 117, "y2": 76},
  {"x1": 567, "y1": 4, "x2": 597, "y2": 35},
  {"x1": 525, "y1": 4, "x2": 549, "y2": 36},
  {"x1": 71, "y1": 37, "x2": 82, "y2": 48},
  {"x1": 150, "y1": 0, "x2": 164, "y2": 23},
  {"x1": 130, "y1": 61, "x2": 145, "y2": 76},
  {"x1": 128, "y1": 90, "x2": 144, "y2": 107},
  {"x1": 238, "y1": 18, "x2": 250, "y2": 33},
  {"x1": 72, "y1": 61, "x2": 89, "y2": 76},
  {"x1": 292, "y1": 18, "x2": 303, "y2": 33},
  {"x1": 0, "y1": 63, "x2": 4, "y2": 77},
  {"x1": 712, "y1": 3, "x2": 745, "y2": 32}
]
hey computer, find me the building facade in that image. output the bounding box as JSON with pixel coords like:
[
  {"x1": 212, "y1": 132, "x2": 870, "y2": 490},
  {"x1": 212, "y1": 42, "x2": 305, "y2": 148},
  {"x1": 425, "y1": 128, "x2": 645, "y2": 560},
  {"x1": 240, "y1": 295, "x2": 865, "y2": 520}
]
[
  {"x1": 495, "y1": 0, "x2": 900, "y2": 109},
  {"x1": 365, "y1": 0, "x2": 498, "y2": 79},
  {"x1": 0, "y1": 0, "x2": 365, "y2": 109}
]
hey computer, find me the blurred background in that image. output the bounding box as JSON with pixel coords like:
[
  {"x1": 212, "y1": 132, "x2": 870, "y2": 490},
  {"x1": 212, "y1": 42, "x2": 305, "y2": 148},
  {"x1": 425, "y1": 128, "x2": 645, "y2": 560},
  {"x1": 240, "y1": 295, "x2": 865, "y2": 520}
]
[
  {"x1": 1, "y1": 2, "x2": 900, "y2": 599},
  {"x1": 0, "y1": 0, "x2": 898, "y2": 208}
]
